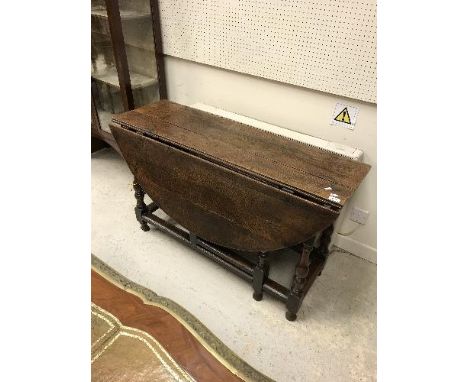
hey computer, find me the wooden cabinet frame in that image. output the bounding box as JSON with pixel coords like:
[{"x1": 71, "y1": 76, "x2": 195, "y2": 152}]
[{"x1": 91, "y1": 0, "x2": 166, "y2": 152}]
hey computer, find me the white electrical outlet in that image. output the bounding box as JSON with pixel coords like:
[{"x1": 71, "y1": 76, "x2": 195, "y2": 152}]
[{"x1": 349, "y1": 207, "x2": 369, "y2": 225}]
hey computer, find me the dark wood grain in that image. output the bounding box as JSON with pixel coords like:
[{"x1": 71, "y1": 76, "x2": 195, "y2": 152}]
[
  {"x1": 112, "y1": 100, "x2": 370, "y2": 206},
  {"x1": 111, "y1": 124, "x2": 339, "y2": 252},
  {"x1": 109, "y1": 100, "x2": 370, "y2": 318},
  {"x1": 92, "y1": 270, "x2": 244, "y2": 382}
]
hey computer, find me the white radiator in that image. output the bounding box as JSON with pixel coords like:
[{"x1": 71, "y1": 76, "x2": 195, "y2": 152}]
[{"x1": 191, "y1": 103, "x2": 364, "y2": 161}]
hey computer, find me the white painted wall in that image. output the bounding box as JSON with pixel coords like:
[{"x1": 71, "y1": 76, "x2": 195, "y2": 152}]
[{"x1": 164, "y1": 56, "x2": 377, "y2": 263}]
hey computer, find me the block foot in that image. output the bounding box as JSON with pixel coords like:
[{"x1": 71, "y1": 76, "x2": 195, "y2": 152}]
[{"x1": 253, "y1": 292, "x2": 263, "y2": 301}]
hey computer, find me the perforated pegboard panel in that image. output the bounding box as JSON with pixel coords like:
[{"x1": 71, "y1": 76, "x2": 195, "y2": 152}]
[{"x1": 159, "y1": 0, "x2": 376, "y2": 103}]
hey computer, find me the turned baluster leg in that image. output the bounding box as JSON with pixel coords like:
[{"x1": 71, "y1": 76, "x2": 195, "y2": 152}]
[
  {"x1": 285, "y1": 240, "x2": 314, "y2": 321},
  {"x1": 317, "y1": 224, "x2": 334, "y2": 276},
  {"x1": 133, "y1": 180, "x2": 150, "y2": 232},
  {"x1": 252, "y1": 253, "x2": 269, "y2": 301}
]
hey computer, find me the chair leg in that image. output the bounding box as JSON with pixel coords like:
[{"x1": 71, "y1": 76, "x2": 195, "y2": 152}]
[
  {"x1": 317, "y1": 225, "x2": 334, "y2": 276},
  {"x1": 318, "y1": 225, "x2": 334, "y2": 257},
  {"x1": 285, "y1": 240, "x2": 314, "y2": 321},
  {"x1": 252, "y1": 253, "x2": 269, "y2": 301},
  {"x1": 133, "y1": 180, "x2": 150, "y2": 232}
]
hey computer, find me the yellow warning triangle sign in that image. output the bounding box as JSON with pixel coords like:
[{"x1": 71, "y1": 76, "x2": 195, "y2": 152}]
[{"x1": 334, "y1": 107, "x2": 351, "y2": 124}]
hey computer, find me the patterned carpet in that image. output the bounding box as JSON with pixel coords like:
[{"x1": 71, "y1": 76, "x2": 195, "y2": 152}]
[
  {"x1": 92, "y1": 303, "x2": 196, "y2": 381},
  {"x1": 92, "y1": 255, "x2": 273, "y2": 382}
]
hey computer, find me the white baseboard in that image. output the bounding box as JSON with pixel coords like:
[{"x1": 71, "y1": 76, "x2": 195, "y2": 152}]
[{"x1": 333, "y1": 234, "x2": 377, "y2": 264}]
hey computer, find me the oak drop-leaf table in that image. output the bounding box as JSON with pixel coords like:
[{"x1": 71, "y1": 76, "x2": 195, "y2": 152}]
[{"x1": 110, "y1": 101, "x2": 370, "y2": 321}]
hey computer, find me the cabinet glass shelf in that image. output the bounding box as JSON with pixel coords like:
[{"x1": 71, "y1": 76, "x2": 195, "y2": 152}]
[
  {"x1": 92, "y1": 6, "x2": 151, "y2": 20},
  {"x1": 91, "y1": 0, "x2": 162, "y2": 139},
  {"x1": 92, "y1": 66, "x2": 157, "y2": 89}
]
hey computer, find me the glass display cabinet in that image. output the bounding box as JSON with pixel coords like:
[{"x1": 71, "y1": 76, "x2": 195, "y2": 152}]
[{"x1": 91, "y1": 0, "x2": 166, "y2": 152}]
